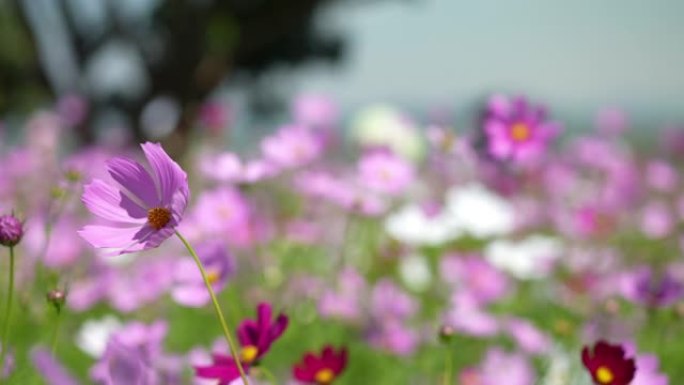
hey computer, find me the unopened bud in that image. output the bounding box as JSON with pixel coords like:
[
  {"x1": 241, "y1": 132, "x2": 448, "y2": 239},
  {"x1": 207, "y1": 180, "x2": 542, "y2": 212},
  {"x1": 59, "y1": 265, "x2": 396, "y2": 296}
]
[
  {"x1": 438, "y1": 324, "x2": 455, "y2": 343},
  {"x1": 0, "y1": 214, "x2": 23, "y2": 247},
  {"x1": 46, "y1": 289, "x2": 66, "y2": 312}
]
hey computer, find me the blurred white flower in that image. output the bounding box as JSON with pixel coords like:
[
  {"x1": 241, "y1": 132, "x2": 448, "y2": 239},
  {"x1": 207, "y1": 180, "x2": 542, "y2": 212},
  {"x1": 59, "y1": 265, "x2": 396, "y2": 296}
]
[
  {"x1": 445, "y1": 183, "x2": 515, "y2": 238},
  {"x1": 485, "y1": 235, "x2": 563, "y2": 279},
  {"x1": 75, "y1": 315, "x2": 122, "y2": 358},
  {"x1": 384, "y1": 204, "x2": 462, "y2": 246},
  {"x1": 398, "y1": 254, "x2": 432, "y2": 292},
  {"x1": 350, "y1": 105, "x2": 425, "y2": 161}
]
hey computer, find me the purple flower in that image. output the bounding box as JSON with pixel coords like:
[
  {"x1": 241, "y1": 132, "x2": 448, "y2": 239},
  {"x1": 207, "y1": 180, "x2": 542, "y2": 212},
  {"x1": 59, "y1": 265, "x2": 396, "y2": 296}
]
[
  {"x1": 503, "y1": 318, "x2": 550, "y2": 355},
  {"x1": 0, "y1": 213, "x2": 23, "y2": 247},
  {"x1": 640, "y1": 201, "x2": 674, "y2": 239},
  {"x1": 484, "y1": 94, "x2": 559, "y2": 163},
  {"x1": 192, "y1": 187, "x2": 250, "y2": 238},
  {"x1": 621, "y1": 266, "x2": 683, "y2": 307},
  {"x1": 632, "y1": 354, "x2": 669, "y2": 385},
  {"x1": 31, "y1": 346, "x2": 80, "y2": 385},
  {"x1": 172, "y1": 240, "x2": 234, "y2": 307},
  {"x1": 370, "y1": 279, "x2": 418, "y2": 321},
  {"x1": 440, "y1": 254, "x2": 509, "y2": 304},
  {"x1": 367, "y1": 320, "x2": 419, "y2": 356},
  {"x1": 79, "y1": 142, "x2": 189, "y2": 255}
]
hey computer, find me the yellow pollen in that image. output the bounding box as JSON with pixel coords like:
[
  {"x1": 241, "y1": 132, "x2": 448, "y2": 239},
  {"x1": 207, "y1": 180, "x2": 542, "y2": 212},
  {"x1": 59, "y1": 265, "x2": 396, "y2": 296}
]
[
  {"x1": 510, "y1": 122, "x2": 531, "y2": 142},
  {"x1": 240, "y1": 345, "x2": 259, "y2": 364},
  {"x1": 147, "y1": 207, "x2": 171, "y2": 230},
  {"x1": 596, "y1": 366, "x2": 614, "y2": 384},
  {"x1": 314, "y1": 368, "x2": 335, "y2": 384},
  {"x1": 206, "y1": 269, "x2": 220, "y2": 285}
]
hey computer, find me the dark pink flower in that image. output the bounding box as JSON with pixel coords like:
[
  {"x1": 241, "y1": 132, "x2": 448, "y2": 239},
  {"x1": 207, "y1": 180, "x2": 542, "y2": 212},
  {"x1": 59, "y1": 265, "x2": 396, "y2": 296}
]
[
  {"x1": 79, "y1": 142, "x2": 189, "y2": 255},
  {"x1": 293, "y1": 345, "x2": 348, "y2": 385}
]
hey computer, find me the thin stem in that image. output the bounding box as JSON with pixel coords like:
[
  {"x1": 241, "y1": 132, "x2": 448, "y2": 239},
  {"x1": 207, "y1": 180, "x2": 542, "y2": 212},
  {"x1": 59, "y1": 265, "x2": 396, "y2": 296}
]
[
  {"x1": 50, "y1": 309, "x2": 63, "y2": 356},
  {"x1": 175, "y1": 231, "x2": 250, "y2": 384},
  {"x1": 442, "y1": 347, "x2": 452, "y2": 385},
  {"x1": 0, "y1": 247, "x2": 16, "y2": 384},
  {"x1": 258, "y1": 366, "x2": 279, "y2": 385}
]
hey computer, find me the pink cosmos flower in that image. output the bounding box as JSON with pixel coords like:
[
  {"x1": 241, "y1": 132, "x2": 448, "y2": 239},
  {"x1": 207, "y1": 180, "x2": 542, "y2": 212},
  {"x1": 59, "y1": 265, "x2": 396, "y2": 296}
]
[
  {"x1": 484, "y1": 94, "x2": 560, "y2": 163},
  {"x1": 291, "y1": 93, "x2": 339, "y2": 129},
  {"x1": 261, "y1": 124, "x2": 321, "y2": 169},
  {"x1": 192, "y1": 187, "x2": 250, "y2": 237},
  {"x1": 171, "y1": 240, "x2": 234, "y2": 307},
  {"x1": 357, "y1": 150, "x2": 415, "y2": 196},
  {"x1": 79, "y1": 142, "x2": 189, "y2": 255},
  {"x1": 479, "y1": 348, "x2": 534, "y2": 385},
  {"x1": 440, "y1": 254, "x2": 509, "y2": 305}
]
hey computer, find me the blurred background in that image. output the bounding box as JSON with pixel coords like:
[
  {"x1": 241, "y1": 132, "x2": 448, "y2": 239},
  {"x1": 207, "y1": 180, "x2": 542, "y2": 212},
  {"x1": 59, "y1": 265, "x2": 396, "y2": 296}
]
[{"x1": 1, "y1": 0, "x2": 684, "y2": 146}]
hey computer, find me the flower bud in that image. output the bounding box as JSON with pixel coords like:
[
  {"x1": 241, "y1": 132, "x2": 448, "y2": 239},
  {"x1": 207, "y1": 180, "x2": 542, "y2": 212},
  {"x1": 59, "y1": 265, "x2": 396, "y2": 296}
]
[
  {"x1": 46, "y1": 289, "x2": 66, "y2": 312},
  {"x1": 0, "y1": 214, "x2": 23, "y2": 247},
  {"x1": 438, "y1": 324, "x2": 455, "y2": 343}
]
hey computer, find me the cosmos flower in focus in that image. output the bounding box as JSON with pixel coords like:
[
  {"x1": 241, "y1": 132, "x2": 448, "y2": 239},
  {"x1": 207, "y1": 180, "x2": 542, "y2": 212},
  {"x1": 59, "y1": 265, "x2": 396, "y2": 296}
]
[
  {"x1": 293, "y1": 345, "x2": 348, "y2": 385},
  {"x1": 195, "y1": 303, "x2": 288, "y2": 384},
  {"x1": 483, "y1": 94, "x2": 560, "y2": 163},
  {"x1": 581, "y1": 341, "x2": 636, "y2": 385},
  {"x1": 79, "y1": 142, "x2": 189, "y2": 255}
]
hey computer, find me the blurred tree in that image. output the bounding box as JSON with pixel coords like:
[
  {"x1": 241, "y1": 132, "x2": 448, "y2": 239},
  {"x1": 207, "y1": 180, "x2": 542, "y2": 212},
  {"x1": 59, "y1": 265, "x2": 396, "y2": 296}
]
[{"x1": 0, "y1": 0, "x2": 401, "y2": 149}]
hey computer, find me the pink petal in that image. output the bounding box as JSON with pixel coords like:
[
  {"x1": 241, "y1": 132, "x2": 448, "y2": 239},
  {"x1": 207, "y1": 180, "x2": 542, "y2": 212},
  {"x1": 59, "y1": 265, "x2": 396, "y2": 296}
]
[
  {"x1": 106, "y1": 157, "x2": 159, "y2": 208},
  {"x1": 82, "y1": 180, "x2": 147, "y2": 223}
]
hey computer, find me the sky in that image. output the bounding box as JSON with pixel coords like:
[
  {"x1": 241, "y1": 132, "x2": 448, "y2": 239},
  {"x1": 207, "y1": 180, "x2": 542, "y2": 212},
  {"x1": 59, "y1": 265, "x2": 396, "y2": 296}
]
[{"x1": 293, "y1": 0, "x2": 684, "y2": 128}]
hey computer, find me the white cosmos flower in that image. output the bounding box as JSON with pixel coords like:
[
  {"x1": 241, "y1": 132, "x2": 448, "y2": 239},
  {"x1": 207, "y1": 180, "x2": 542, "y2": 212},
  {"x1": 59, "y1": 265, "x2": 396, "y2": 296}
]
[
  {"x1": 445, "y1": 183, "x2": 515, "y2": 238},
  {"x1": 485, "y1": 235, "x2": 563, "y2": 280},
  {"x1": 384, "y1": 204, "x2": 462, "y2": 246},
  {"x1": 398, "y1": 254, "x2": 432, "y2": 292},
  {"x1": 350, "y1": 105, "x2": 425, "y2": 161},
  {"x1": 75, "y1": 315, "x2": 122, "y2": 358}
]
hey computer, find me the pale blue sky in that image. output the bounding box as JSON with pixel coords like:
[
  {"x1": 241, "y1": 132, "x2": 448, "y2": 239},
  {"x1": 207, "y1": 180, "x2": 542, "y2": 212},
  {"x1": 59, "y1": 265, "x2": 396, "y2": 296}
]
[{"x1": 295, "y1": 0, "x2": 684, "y2": 127}]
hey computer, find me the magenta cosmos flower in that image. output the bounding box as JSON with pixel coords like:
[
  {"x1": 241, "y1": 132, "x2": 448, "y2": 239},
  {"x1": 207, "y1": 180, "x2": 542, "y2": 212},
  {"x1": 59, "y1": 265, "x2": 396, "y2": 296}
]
[
  {"x1": 293, "y1": 345, "x2": 348, "y2": 385},
  {"x1": 79, "y1": 142, "x2": 189, "y2": 255},
  {"x1": 484, "y1": 94, "x2": 560, "y2": 162},
  {"x1": 195, "y1": 303, "x2": 288, "y2": 384}
]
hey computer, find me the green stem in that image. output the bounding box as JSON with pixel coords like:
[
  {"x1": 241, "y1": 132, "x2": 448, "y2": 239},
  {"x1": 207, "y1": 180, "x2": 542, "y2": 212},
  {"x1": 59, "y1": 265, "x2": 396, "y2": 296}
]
[
  {"x1": 175, "y1": 231, "x2": 250, "y2": 385},
  {"x1": 258, "y1": 366, "x2": 279, "y2": 385},
  {"x1": 0, "y1": 247, "x2": 16, "y2": 384},
  {"x1": 50, "y1": 310, "x2": 63, "y2": 356},
  {"x1": 442, "y1": 347, "x2": 452, "y2": 385}
]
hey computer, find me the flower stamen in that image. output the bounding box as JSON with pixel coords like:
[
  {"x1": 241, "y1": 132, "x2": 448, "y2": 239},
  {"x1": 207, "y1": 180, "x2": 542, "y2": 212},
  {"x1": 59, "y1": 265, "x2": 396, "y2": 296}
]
[
  {"x1": 147, "y1": 207, "x2": 171, "y2": 230},
  {"x1": 596, "y1": 366, "x2": 614, "y2": 384},
  {"x1": 510, "y1": 122, "x2": 531, "y2": 142},
  {"x1": 314, "y1": 368, "x2": 335, "y2": 384}
]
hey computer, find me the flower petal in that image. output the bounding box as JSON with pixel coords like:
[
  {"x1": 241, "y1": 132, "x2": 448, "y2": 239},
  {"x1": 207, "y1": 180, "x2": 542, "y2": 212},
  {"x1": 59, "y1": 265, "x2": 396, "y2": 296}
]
[
  {"x1": 106, "y1": 157, "x2": 160, "y2": 208},
  {"x1": 82, "y1": 180, "x2": 147, "y2": 223},
  {"x1": 141, "y1": 142, "x2": 188, "y2": 205}
]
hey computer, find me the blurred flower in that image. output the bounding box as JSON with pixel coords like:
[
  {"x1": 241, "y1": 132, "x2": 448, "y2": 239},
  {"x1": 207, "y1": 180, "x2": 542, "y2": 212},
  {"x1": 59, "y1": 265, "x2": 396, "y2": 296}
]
[
  {"x1": 76, "y1": 315, "x2": 123, "y2": 358},
  {"x1": 31, "y1": 346, "x2": 80, "y2": 385},
  {"x1": 350, "y1": 105, "x2": 425, "y2": 161},
  {"x1": 367, "y1": 319, "x2": 419, "y2": 356},
  {"x1": 192, "y1": 187, "x2": 250, "y2": 238},
  {"x1": 79, "y1": 142, "x2": 189, "y2": 255},
  {"x1": 445, "y1": 183, "x2": 516, "y2": 238},
  {"x1": 293, "y1": 345, "x2": 348, "y2": 385},
  {"x1": 485, "y1": 235, "x2": 562, "y2": 280},
  {"x1": 384, "y1": 203, "x2": 461, "y2": 246},
  {"x1": 640, "y1": 201, "x2": 674, "y2": 239},
  {"x1": 483, "y1": 94, "x2": 560, "y2": 163},
  {"x1": 172, "y1": 240, "x2": 234, "y2": 307},
  {"x1": 370, "y1": 279, "x2": 418, "y2": 321},
  {"x1": 479, "y1": 348, "x2": 534, "y2": 385},
  {"x1": 440, "y1": 254, "x2": 509, "y2": 304},
  {"x1": 0, "y1": 213, "x2": 23, "y2": 247},
  {"x1": 292, "y1": 93, "x2": 339, "y2": 129},
  {"x1": 504, "y1": 318, "x2": 551, "y2": 355},
  {"x1": 645, "y1": 160, "x2": 678, "y2": 193},
  {"x1": 444, "y1": 292, "x2": 499, "y2": 337},
  {"x1": 581, "y1": 341, "x2": 636, "y2": 385},
  {"x1": 261, "y1": 124, "x2": 321, "y2": 169},
  {"x1": 199, "y1": 101, "x2": 231, "y2": 135},
  {"x1": 595, "y1": 107, "x2": 628, "y2": 136},
  {"x1": 621, "y1": 266, "x2": 683, "y2": 308},
  {"x1": 398, "y1": 254, "x2": 432, "y2": 292},
  {"x1": 319, "y1": 268, "x2": 366, "y2": 321},
  {"x1": 199, "y1": 152, "x2": 278, "y2": 184},
  {"x1": 631, "y1": 354, "x2": 668, "y2": 385},
  {"x1": 357, "y1": 150, "x2": 415, "y2": 196}
]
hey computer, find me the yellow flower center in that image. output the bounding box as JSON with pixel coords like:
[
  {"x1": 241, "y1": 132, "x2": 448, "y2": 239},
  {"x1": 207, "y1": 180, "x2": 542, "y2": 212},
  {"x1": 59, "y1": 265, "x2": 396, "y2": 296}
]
[
  {"x1": 206, "y1": 269, "x2": 220, "y2": 285},
  {"x1": 240, "y1": 345, "x2": 259, "y2": 364},
  {"x1": 314, "y1": 368, "x2": 335, "y2": 384},
  {"x1": 147, "y1": 207, "x2": 171, "y2": 230},
  {"x1": 596, "y1": 366, "x2": 614, "y2": 384},
  {"x1": 510, "y1": 122, "x2": 531, "y2": 142}
]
